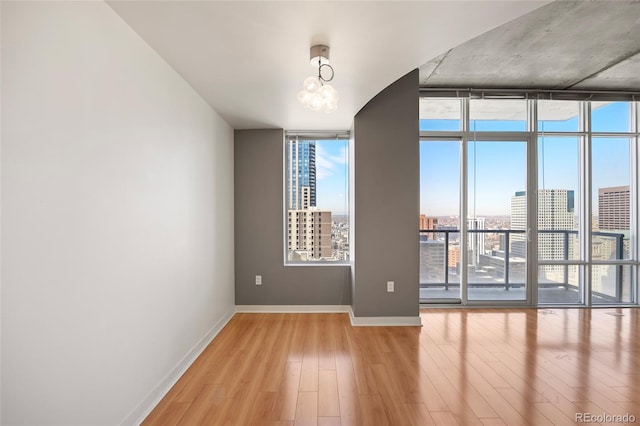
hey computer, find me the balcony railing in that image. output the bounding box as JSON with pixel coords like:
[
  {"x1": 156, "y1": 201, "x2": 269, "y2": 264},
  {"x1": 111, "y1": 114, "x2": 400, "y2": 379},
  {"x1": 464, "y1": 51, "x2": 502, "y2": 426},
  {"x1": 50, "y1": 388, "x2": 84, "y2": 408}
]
[{"x1": 419, "y1": 228, "x2": 627, "y2": 302}]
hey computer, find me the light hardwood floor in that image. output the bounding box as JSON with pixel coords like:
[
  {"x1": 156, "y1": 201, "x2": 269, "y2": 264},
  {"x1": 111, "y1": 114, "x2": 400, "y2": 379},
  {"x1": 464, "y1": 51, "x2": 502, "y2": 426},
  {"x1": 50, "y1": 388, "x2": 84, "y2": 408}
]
[{"x1": 143, "y1": 309, "x2": 640, "y2": 425}]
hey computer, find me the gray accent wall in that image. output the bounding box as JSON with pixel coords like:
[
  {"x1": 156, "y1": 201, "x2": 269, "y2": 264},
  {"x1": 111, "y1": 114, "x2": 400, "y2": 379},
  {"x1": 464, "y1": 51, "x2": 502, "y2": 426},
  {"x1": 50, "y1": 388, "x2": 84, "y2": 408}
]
[
  {"x1": 234, "y1": 129, "x2": 351, "y2": 305},
  {"x1": 352, "y1": 69, "x2": 420, "y2": 317}
]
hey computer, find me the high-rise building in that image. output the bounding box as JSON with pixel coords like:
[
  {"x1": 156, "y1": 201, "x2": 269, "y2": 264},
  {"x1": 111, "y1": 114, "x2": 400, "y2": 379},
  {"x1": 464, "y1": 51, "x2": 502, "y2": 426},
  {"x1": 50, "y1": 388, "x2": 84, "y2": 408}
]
[
  {"x1": 287, "y1": 209, "x2": 332, "y2": 260},
  {"x1": 511, "y1": 189, "x2": 575, "y2": 282},
  {"x1": 511, "y1": 189, "x2": 575, "y2": 258},
  {"x1": 467, "y1": 217, "x2": 485, "y2": 266},
  {"x1": 593, "y1": 186, "x2": 630, "y2": 291},
  {"x1": 287, "y1": 140, "x2": 333, "y2": 260},
  {"x1": 287, "y1": 140, "x2": 316, "y2": 210},
  {"x1": 448, "y1": 244, "x2": 460, "y2": 268},
  {"x1": 420, "y1": 239, "x2": 445, "y2": 283},
  {"x1": 419, "y1": 214, "x2": 438, "y2": 239},
  {"x1": 599, "y1": 186, "x2": 629, "y2": 230}
]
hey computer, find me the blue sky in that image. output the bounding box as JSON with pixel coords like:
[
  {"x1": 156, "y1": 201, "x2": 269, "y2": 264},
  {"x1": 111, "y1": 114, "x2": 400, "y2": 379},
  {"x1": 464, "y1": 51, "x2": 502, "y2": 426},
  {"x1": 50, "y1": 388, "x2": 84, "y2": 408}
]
[
  {"x1": 420, "y1": 102, "x2": 633, "y2": 216},
  {"x1": 308, "y1": 102, "x2": 633, "y2": 218},
  {"x1": 315, "y1": 140, "x2": 348, "y2": 215}
]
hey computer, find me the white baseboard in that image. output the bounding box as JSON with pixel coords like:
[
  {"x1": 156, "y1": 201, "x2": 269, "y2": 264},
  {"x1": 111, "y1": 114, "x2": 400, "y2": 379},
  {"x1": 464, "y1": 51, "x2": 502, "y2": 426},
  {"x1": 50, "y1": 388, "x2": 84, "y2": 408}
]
[
  {"x1": 121, "y1": 306, "x2": 236, "y2": 426},
  {"x1": 348, "y1": 307, "x2": 423, "y2": 327},
  {"x1": 121, "y1": 303, "x2": 420, "y2": 425},
  {"x1": 120, "y1": 305, "x2": 422, "y2": 426},
  {"x1": 235, "y1": 305, "x2": 422, "y2": 326},
  {"x1": 235, "y1": 305, "x2": 351, "y2": 313}
]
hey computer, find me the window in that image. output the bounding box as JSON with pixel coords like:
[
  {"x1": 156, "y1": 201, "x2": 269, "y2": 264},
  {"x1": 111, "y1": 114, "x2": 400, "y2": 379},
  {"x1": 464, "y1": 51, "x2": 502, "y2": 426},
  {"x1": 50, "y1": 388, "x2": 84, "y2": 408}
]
[
  {"x1": 419, "y1": 94, "x2": 639, "y2": 306},
  {"x1": 285, "y1": 133, "x2": 349, "y2": 264},
  {"x1": 591, "y1": 102, "x2": 632, "y2": 132},
  {"x1": 538, "y1": 100, "x2": 580, "y2": 132},
  {"x1": 469, "y1": 99, "x2": 528, "y2": 131},
  {"x1": 419, "y1": 140, "x2": 461, "y2": 301},
  {"x1": 537, "y1": 135, "x2": 581, "y2": 304},
  {"x1": 419, "y1": 98, "x2": 462, "y2": 131}
]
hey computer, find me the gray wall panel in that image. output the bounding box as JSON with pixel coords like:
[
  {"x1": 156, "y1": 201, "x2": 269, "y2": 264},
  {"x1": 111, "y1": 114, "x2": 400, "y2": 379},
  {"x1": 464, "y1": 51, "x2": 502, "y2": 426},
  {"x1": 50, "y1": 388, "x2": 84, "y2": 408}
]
[
  {"x1": 234, "y1": 129, "x2": 351, "y2": 305},
  {"x1": 352, "y1": 70, "x2": 420, "y2": 317}
]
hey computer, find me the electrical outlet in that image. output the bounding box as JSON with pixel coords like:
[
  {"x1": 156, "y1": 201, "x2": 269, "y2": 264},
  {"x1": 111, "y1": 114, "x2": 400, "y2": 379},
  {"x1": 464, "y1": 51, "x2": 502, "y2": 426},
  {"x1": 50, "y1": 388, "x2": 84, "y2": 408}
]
[
  {"x1": 387, "y1": 281, "x2": 394, "y2": 292},
  {"x1": 255, "y1": 275, "x2": 262, "y2": 285}
]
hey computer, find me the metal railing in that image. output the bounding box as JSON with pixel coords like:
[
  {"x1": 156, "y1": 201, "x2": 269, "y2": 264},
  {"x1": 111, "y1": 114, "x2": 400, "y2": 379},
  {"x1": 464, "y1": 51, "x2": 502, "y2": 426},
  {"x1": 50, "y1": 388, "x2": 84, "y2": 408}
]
[{"x1": 419, "y1": 228, "x2": 626, "y2": 301}]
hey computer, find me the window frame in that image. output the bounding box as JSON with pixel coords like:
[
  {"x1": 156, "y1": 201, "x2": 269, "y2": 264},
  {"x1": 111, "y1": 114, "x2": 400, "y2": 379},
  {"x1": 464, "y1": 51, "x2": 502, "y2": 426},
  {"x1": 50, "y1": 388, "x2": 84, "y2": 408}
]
[
  {"x1": 283, "y1": 131, "x2": 351, "y2": 266},
  {"x1": 419, "y1": 93, "x2": 640, "y2": 306}
]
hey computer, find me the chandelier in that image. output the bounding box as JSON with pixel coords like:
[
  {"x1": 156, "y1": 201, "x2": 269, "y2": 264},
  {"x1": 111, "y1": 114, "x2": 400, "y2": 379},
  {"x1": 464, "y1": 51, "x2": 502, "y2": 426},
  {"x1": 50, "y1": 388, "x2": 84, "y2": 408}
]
[{"x1": 297, "y1": 45, "x2": 339, "y2": 113}]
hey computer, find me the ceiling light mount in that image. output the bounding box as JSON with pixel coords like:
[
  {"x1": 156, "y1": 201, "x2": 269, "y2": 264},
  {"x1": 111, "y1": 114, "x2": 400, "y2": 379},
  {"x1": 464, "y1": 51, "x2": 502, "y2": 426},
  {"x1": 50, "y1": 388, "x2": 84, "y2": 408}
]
[
  {"x1": 310, "y1": 44, "x2": 330, "y2": 66},
  {"x1": 298, "y1": 44, "x2": 339, "y2": 113},
  {"x1": 310, "y1": 45, "x2": 334, "y2": 83}
]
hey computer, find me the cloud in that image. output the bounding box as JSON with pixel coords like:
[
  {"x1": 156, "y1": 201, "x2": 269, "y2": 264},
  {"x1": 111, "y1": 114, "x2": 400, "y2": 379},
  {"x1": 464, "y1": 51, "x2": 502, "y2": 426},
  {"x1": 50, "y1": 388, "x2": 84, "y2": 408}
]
[{"x1": 316, "y1": 145, "x2": 347, "y2": 180}]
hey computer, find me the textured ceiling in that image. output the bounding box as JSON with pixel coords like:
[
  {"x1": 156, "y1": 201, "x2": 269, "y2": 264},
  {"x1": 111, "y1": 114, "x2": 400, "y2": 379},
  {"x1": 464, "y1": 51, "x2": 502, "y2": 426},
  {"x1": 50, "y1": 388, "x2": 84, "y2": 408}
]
[{"x1": 419, "y1": 1, "x2": 640, "y2": 92}]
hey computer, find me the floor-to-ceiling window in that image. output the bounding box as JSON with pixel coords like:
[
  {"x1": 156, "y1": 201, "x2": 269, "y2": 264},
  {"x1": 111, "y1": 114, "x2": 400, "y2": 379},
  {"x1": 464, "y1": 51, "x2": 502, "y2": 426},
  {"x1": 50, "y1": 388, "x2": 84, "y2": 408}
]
[
  {"x1": 419, "y1": 93, "x2": 639, "y2": 307},
  {"x1": 590, "y1": 102, "x2": 636, "y2": 304},
  {"x1": 537, "y1": 100, "x2": 584, "y2": 304},
  {"x1": 419, "y1": 99, "x2": 462, "y2": 302},
  {"x1": 420, "y1": 139, "x2": 461, "y2": 302}
]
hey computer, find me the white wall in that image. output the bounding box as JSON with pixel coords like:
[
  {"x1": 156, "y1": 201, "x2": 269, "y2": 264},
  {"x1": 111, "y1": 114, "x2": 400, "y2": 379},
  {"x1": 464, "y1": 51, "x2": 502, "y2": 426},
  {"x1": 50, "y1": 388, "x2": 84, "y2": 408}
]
[{"x1": 1, "y1": 2, "x2": 235, "y2": 425}]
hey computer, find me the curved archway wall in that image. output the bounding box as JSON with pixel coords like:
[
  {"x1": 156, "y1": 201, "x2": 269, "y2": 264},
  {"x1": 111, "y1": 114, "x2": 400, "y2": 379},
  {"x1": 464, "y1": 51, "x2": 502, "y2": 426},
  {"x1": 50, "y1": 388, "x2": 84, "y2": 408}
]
[
  {"x1": 234, "y1": 70, "x2": 419, "y2": 323},
  {"x1": 352, "y1": 69, "x2": 420, "y2": 320}
]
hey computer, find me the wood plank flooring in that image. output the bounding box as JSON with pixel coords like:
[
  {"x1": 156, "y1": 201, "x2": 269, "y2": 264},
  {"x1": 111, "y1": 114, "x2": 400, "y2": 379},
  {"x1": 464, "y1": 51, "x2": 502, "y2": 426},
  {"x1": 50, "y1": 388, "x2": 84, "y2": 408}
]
[{"x1": 143, "y1": 309, "x2": 640, "y2": 425}]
